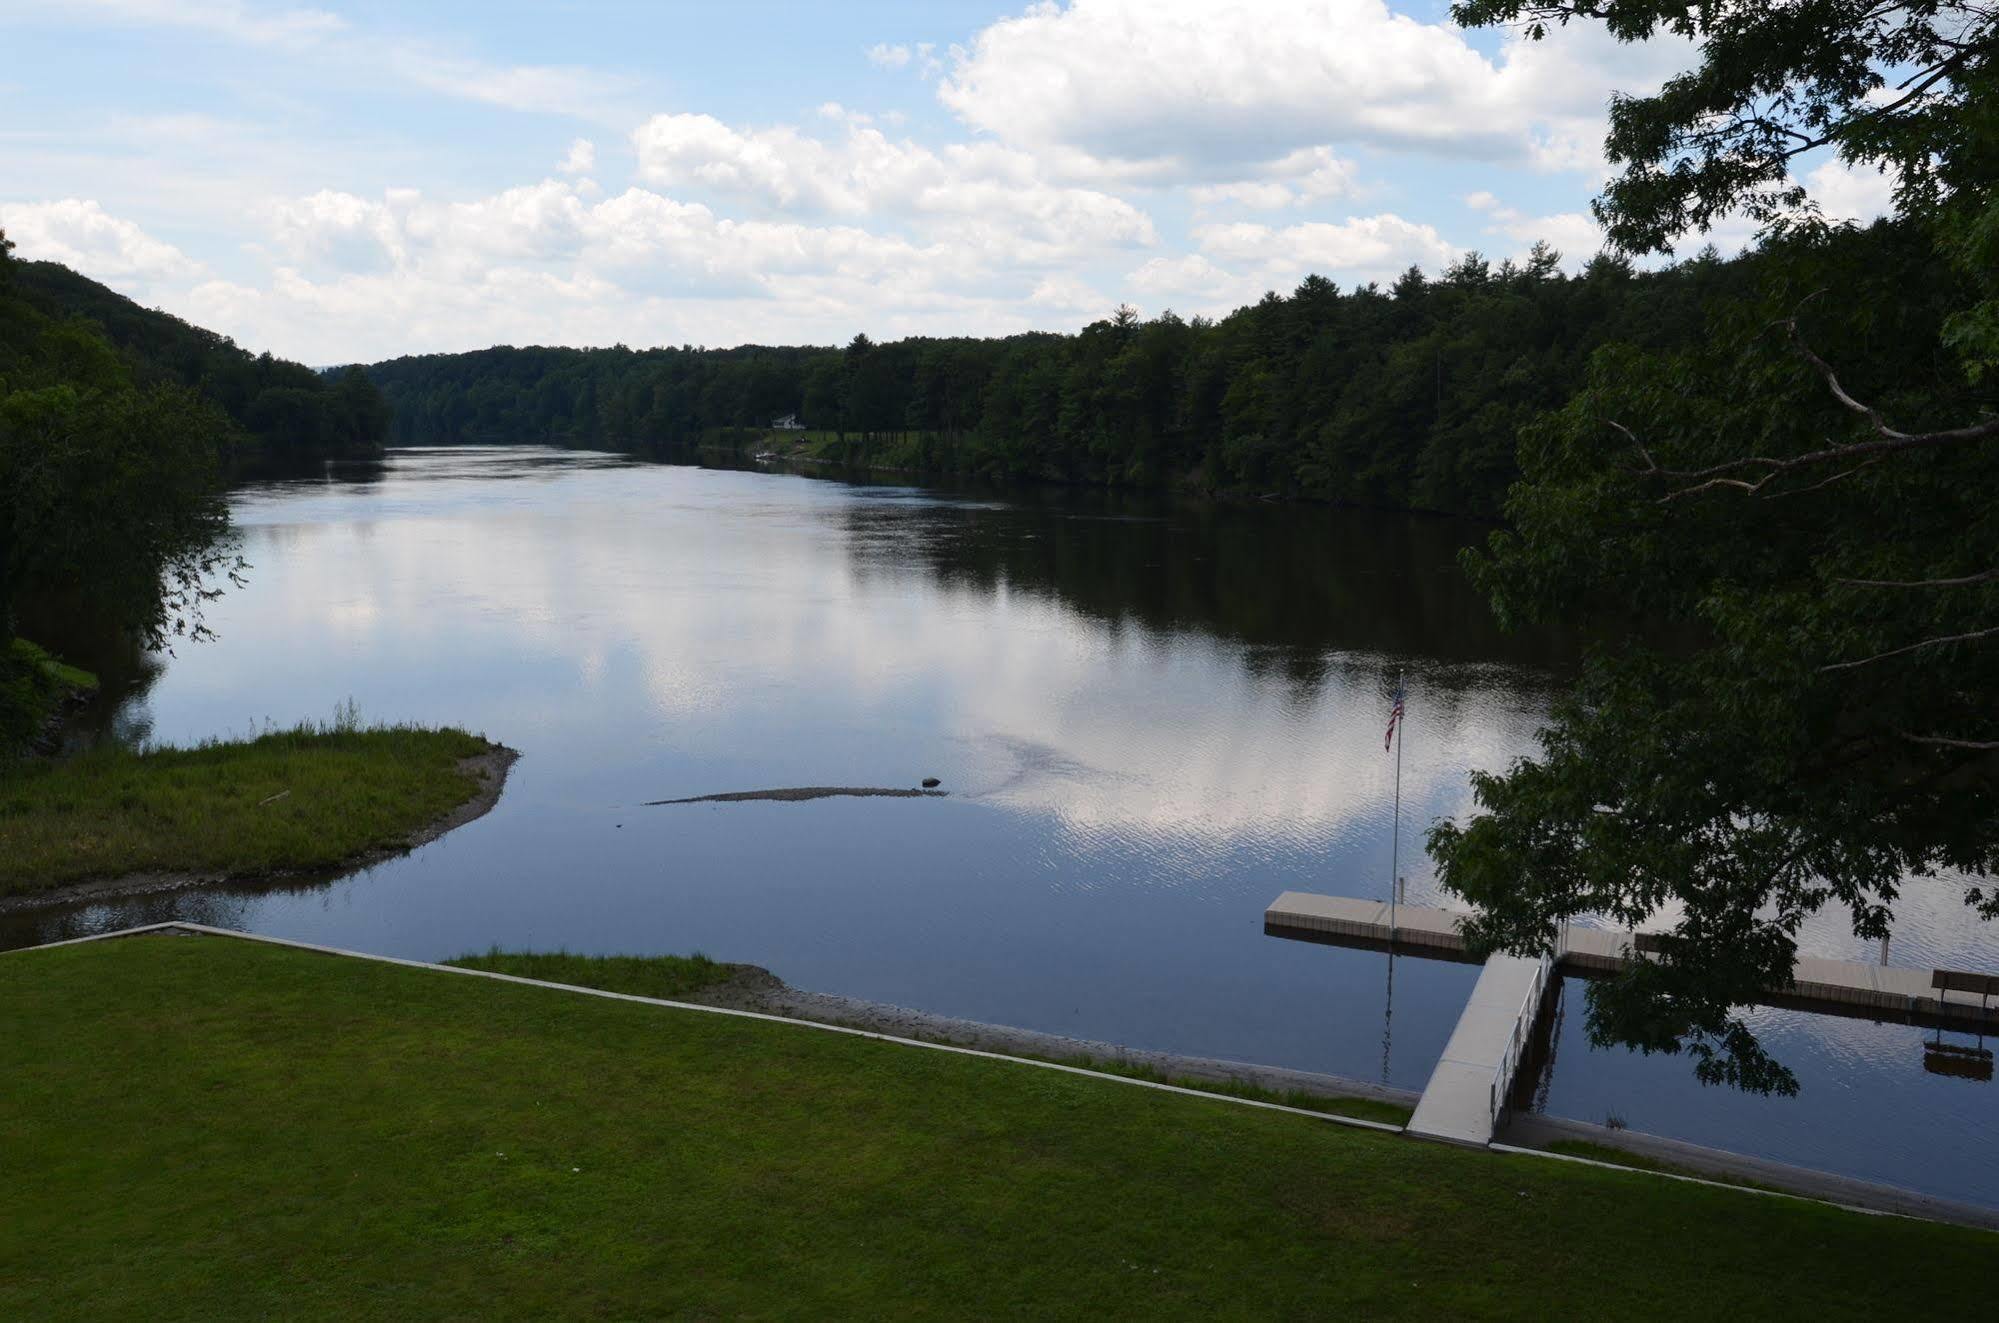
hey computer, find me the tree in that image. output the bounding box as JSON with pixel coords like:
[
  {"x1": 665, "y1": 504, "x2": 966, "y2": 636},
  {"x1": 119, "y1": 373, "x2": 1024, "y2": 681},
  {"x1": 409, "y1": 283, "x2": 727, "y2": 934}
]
[
  {"x1": 0, "y1": 227, "x2": 242, "y2": 747},
  {"x1": 1431, "y1": 2, "x2": 1998, "y2": 1091}
]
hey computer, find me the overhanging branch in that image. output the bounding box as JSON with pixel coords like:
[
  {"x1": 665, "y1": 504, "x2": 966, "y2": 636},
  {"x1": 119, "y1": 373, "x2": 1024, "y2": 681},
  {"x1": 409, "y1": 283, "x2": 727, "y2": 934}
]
[{"x1": 1821, "y1": 625, "x2": 1999, "y2": 672}]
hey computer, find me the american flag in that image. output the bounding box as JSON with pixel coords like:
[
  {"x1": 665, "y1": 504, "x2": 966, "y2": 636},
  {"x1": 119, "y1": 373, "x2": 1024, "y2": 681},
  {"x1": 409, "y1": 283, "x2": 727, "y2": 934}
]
[{"x1": 1384, "y1": 681, "x2": 1405, "y2": 752}]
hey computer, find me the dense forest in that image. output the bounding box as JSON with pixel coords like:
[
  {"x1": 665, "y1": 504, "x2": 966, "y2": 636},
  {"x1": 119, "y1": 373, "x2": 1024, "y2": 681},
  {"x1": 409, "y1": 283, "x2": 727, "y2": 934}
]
[
  {"x1": 10, "y1": 260, "x2": 389, "y2": 460},
  {"x1": 364, "y1": 225, "x2": 1950, "y2": 518}
]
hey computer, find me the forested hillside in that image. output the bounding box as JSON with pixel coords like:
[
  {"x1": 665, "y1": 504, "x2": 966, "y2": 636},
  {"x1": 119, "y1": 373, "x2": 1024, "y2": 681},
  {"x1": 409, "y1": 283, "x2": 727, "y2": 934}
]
[
  {"x1": 0, "y1": 232, "x2": 241, "y2": 748},
  {"x1": 11, "y1": 261, "x2": 388, "y2": 459},
  {"x1": 365, "y1": 225, "x2": 1949, "y2": 517}
]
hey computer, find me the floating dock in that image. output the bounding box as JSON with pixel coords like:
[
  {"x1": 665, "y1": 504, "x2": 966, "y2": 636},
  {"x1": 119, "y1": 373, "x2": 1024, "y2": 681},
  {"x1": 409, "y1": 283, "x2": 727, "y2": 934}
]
[
  {"x1": 1267, "y1": 890, "x2": 1999, "y2": 1148},
  {"x1": 1265, "y1": 891, "x2": 1999, "y2": 1032}
]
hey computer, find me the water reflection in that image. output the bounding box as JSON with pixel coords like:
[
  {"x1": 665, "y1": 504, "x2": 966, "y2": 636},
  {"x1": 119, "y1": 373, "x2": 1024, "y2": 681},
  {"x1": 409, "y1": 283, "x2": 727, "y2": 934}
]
[
  {"x1": 7, "y1": 446, "x2": 1996, "y2": 1207},
  {"x1": 839, "y1": 484, "x2": 1582, "y2": 669}
]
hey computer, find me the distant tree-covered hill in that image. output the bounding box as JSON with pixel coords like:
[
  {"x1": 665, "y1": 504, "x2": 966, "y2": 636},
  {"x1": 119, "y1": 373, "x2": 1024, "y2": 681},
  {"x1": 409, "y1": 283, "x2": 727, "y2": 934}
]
[
  {"x1": 10, "y1": 261, "x2": 388, "y2": 459},
  {"x1": 360, "y1": 232, "x2": 1939, "y2": 518}
]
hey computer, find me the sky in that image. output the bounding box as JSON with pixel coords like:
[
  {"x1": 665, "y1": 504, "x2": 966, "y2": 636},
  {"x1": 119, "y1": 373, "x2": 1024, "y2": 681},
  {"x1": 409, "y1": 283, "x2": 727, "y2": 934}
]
[{"x1": 1, "y1": 0, "x2": 1897, "y2": 365}]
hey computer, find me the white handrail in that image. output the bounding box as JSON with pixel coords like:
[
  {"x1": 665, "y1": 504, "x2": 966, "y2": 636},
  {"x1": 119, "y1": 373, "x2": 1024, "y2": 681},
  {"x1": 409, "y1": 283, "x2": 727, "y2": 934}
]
[{"x1": 1488, "y1": 953, "x2": 1553, "y2": 1125}]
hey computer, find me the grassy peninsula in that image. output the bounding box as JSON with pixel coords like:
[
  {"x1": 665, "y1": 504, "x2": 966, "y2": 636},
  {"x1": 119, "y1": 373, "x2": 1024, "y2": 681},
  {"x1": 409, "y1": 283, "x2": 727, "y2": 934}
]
[
  {"x1": 0, "y1": 719, "x2": 506, "y2": 898},
  {"x1": 3, "y1": 934, "x2": 1990, "y2": 1321}
]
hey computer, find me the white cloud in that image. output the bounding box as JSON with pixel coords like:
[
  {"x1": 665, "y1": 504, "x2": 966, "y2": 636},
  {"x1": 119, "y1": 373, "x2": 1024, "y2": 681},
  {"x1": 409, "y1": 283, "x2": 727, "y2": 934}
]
[
  {"x1": 937, "y1": 0, "x2": 1689, "y2": 182},
  {"x1": 1464, "y1": 191, "x2": 1603, "y2": 267},
  {"x1": 1026, "y1": 273, "x2": 1108, "y2": 314},
  {"x1": 1126, "y1": 213, "x2": 1456, "y2": 316},
  {"x1": 267, "y1": 189, "x2": 407, "y2": 272},
  {"x1": 1805, "y1": 159, "x2": 1896, "y2": 224},
  {"x1": 1191, "y1": 148, "x2": 1356, "y2": 210},
  {"x1": 557, "y1": 138, "x2": 597, "y2": 176},
  {"x1": 1195, "y1": 214, "x2": 1456, "y2": 281},
  {"x1": 168, "y1": 175, "x2": 1165, "y2": 361},
  {"x1": 0, "y1": 198, "x2": 200, "y2": 279},
  {"x1": 1127, "y1": 253, "x2": 1251, "y2": 304},
  {"x1": 630, "y1": 112, "x2": 1156, "y2": 254},
  {"x1": 11, "y1": 0, "x2": 1743, "y2": 363}
]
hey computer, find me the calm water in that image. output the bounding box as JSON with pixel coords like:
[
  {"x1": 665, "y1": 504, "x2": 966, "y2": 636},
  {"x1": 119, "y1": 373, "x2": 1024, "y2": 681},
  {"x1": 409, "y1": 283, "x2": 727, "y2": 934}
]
[{"x1": 10, "y1": 447, "x2": 1996, "y2": 1205}]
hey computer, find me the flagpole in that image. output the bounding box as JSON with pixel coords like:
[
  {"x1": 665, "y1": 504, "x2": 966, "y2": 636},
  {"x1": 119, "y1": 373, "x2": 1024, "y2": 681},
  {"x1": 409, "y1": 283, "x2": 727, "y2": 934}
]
[{"x1": 1389, "y1": 668, "x2": 1402, "y2": 942}]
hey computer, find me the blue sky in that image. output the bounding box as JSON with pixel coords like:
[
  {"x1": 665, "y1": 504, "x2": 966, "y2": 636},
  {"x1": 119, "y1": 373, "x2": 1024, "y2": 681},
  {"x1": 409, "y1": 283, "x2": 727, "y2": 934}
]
[{"x1": 1, "y1": 1, "x2": 1891, "y2": 364}]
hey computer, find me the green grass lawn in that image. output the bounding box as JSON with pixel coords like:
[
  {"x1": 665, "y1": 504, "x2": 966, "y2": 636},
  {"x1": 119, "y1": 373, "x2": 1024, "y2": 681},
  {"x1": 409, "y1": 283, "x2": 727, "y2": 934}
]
[
  {"x1": 0, "y1": 722, "x2": 498, "y2": 896},
  {"x1": 3, "y1": 936, "x2": 1992, "y2": 1320}
]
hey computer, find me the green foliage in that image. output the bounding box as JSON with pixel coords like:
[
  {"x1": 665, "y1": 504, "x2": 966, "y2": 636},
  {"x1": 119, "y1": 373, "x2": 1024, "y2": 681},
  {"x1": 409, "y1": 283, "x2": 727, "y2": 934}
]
[
  {"x1": 6, "y1": 935, "x2": 1995, "y2": 1320},
  {"x1": 1435, "y1": 5, "x2": 1999, "y2": 1091},
  {"x1": 0, "y1": 720, "x2": 495, "y2": 894},
  {"x1": 0, "y1": 638, "x2": 98, "y2": 755},
  {"x1": 0, "y1": 243, "x2": 245, "y2": 684},
  {"x1": 1450, "y1": 2, "x2": 1985, "y2": 256},
  {"x1": 7, "y1": 259, "x2": 390, "y2": 458},
  {"x1": 365, "y1": 248, "x2": 1767, "y2": 517}
]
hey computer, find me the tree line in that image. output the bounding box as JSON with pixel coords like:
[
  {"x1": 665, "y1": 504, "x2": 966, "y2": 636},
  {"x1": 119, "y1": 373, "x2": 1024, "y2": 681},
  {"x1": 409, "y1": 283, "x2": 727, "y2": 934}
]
[{"x1": 364, "y1": 238, "x2": 1884, "y2": 518}]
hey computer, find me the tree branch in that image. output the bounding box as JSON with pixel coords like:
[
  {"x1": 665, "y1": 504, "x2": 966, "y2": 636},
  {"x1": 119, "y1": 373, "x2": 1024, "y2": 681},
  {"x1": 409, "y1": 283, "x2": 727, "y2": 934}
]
[
  {"x1": 1764, "y1": 456, "x2": 1882, "y2": 499},
  {"x1": 1896, "y1": 729, "x2": 1999, "y2": 751},
  {"x1": 1838, "y1": 568, "x2": 1999, "y2": 589},
  {"x1": 1631, "y1": 303, "x2": 1999, "y2": 498},
  {"x1": 1821, "y1": 625, "x2": 1999, "y2": 672}
]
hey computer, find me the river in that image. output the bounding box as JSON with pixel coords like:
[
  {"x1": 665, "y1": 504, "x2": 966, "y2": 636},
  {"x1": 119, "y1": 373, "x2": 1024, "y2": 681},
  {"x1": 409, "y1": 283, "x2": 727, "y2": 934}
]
[{"x1": 8, "y1": 446, "x2": 1995, "y2": 1206}]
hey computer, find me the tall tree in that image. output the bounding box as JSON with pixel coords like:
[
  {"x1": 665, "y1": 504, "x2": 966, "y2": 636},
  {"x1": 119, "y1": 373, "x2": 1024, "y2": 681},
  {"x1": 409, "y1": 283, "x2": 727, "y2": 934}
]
[
  {"x1": 0, "y1": 228, "x2": 242, "y2": 747},
  {"x1": 1431, "y1": 2, "x2": 1998, "y2": 1091}
]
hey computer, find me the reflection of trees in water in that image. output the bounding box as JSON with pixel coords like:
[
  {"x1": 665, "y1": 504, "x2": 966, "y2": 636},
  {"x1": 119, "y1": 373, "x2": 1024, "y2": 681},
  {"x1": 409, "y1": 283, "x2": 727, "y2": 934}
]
[
  {"x1": 0, "y1": 863, "x2": 395, "y2": 952},
  {"x1": 841, "y1": 488, "x2": 1583, "y2": 690},
  {"x1": 232, "y1": 443, "x2": 640, "y2": 499},
  {"x1": 13, "y1": 596, "x2": 162, "y2": 750},
  {"x1": 0, "y1": 886, "x2": 257, "y2": 951},
  {"x1": 226, "y1": 449, "x2": 390, "y2": 490}
]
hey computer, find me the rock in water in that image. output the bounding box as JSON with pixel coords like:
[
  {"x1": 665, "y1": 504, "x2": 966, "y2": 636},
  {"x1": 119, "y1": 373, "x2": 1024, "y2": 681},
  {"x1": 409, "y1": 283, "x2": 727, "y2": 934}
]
[{"x1": 921, "y1": 776, "x2": 941, "y2": 789}]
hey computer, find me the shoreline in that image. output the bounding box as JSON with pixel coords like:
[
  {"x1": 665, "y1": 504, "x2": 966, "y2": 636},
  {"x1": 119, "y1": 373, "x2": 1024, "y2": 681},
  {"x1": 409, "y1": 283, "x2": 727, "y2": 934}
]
[
  {"x1": 0, "y1": 744, "x2": 518, "y2": 915},
  {"x1": 682, "y1": 960, "x2": 1419, "y2": 1113},
  {"x1": 679, "y1": 959, "x2": 1999, "y2": 1230}
]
